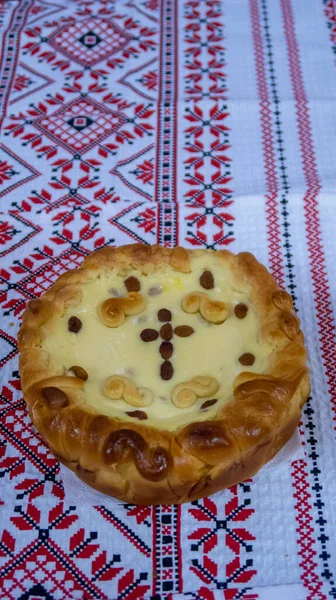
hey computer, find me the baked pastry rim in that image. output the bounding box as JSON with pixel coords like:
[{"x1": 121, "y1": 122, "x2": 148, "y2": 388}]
[{"x1": 18, "y1": 244, "x2": 310, "y2": 504}]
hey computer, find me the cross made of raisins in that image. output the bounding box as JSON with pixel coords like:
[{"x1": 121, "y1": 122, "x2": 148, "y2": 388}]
[{"x1": 139, "y1": 308, "x2": 194, "y2": 381}]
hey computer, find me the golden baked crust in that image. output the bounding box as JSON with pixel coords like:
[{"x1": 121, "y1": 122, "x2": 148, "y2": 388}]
[{"x1": 18, "y1": 244, "x2": 309, "y2": 504}]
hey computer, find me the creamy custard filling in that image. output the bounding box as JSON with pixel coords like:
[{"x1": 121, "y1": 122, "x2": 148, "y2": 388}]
[{"x1": 42, "y1": 255, "x2": 273, "y2": 431}]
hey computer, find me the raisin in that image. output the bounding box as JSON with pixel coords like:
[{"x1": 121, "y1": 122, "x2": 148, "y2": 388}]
[
  {"x1": 140, "y1": 328, "x2": 159, "y2": 342},
  {"x1": 158, "y1": 308, "x2": 172, "y2": 322},
  {"x1": 174, "y1": 325, "x2": 194, "y2": 337},
  {"x1": 201, "y1": 399, "x2": 218, "y2": 410},
  {"x1": 160, "y1": 360, "x2": 174, "y2": 380},
  {"x1": 234, "y1": 304, "x2": 248, "y2": 319},
  {"x1": 124, "y1": 276, "x2": 140, "y2": 292},
  {"x1": 160, "y1": 323, "x2": 173, "y2": 341},
  {"x1": 126, "y1": 410, "x2": 148, "y2": 420},
  {"x1": 200, "y1": 270, "x2": 215, "y2": 289},
  {"x1": 68, "y1": 316, "x2": 82, "y2": 333},
  {"x1": 69, "y1": 365, "x2": 88, "y2": 381},
  {"x1": 159, "y1": 341, "x2": 173, "y2": 360},
  {"x1": 239, "y1": 352, "x2": 255, "y2": 366}
]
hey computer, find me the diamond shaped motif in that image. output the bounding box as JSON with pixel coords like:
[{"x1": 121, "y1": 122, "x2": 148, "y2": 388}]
[
  {"x1": 78, "y1": 30, "x2": 102, "y2": 49},
  {"x1": 0, "y1": 545, "x2": 102, "y2": 599},
  {"x1": 34, "y1": 97, "x2": 127, "y2": 154},
  {"x1": 49, "y1": 17, "x2": 132, "y2": 66},
  {"x1": 67, "y1": 115, "x2": 94, "y2": 131}
]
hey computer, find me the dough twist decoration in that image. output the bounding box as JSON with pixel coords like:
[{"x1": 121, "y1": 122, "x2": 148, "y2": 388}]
[
  {"x1": 104, "y1": 429, "x2": 169, "y2": 482},
  {"x1": 103, "y1": 375, "x2": 153, "y2": 407},
  {"x1": 181, "y1": 291, "x2": 228, "y2": 324},
  {"x1": 172, "y1": 376, "x2": 219, "y2": 408},
  {"x1": 100, "y1": 292, "x2": 145, "y2": 328}
]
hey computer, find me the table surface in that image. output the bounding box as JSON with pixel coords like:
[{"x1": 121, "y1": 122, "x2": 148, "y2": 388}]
[{"x1": 1, "y1": 0, "x2": 336, "y2": 599}]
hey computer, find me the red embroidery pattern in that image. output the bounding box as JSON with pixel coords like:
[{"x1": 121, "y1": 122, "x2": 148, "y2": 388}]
[{"x1": 182, "y1": 0, "x2": 234, "y2": 248}]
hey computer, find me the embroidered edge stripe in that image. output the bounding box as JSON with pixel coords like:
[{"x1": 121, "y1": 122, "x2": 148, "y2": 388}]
[
  {"x1": 154, "y1": 0, "x2": 178, "y2": 203},
  {"x1": 0, "y1": 0, "x2": 32, "y2": 128},
  {"x1": 280, "y1": 0, "x2": 336, "y2": 595},
  {"x1": 257, "y1": 0, "x2": 327, "y2": 597},
  {"x1": 151, "y1": 505, "x2": 182, "y2": 595}
]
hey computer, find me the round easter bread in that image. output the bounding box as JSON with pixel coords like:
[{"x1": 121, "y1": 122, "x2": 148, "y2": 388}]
[{"x1": 18, "y1": 244, "x2": 309, "y2": 505}]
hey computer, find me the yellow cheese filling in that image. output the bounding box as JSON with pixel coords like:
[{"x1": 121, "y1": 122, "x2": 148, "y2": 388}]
[{"x1": 42, "y1": 254, "x2": 272, "y2": 430}]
